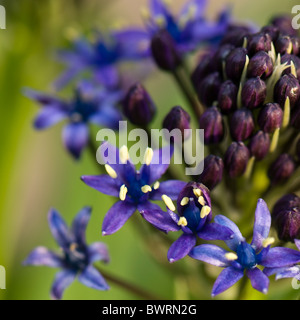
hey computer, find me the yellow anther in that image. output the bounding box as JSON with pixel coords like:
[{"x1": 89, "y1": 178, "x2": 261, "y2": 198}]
[
  {"x1": 153, "y1": 181, "x2": 160, "y2": 190},
  {"x1": 154, "y1": 14, "x2": 166, "y2": 27},
  {"x1": 69, "y1": 243, "x2": 77, "y2": 251},
  {"x1": 162, "y1": 194, "x2": 176, "y2": 211},
  {"x1": 200, "y1": 206, "x2": 211, "y2": 219},
  {"x1": 177, "y1": 217, "x2": 188, "y2": 227},
  {"x1": 140, "y1": 7, "x2": 150, "y2": 20},
  {"x1": 119, "y1": 145, "x2": 129, "y2": 164},
  {"x1": 193, "y1": 188, "x2": 202, "y2": 198},
  {"x1": 119, "y1": 184, "x2": 128, "y2": 201},
  {"x1": 262, "y1": 237, "x2": 275, "y2": 248},
  {"x1": 225, "y1": 252, "x2": 238, "y2": 261},
  {"x1": 144, "y1": 147, "x2": 154, "y2": 166},
  {"x1": 141, "y1": 185, "x2": 152, "y2": 193},
  {"x1": 180, "y1": 197, "x2": 190, "y2": 206},
  {"x1": 105, "y1": 164, "x2": 117, "y2": 179},
  {"x1": 198, "y1": 196, "x2": 205, "y2": 206}
]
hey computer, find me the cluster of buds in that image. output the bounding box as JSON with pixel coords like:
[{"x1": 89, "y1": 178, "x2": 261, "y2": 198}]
[{"x1": 191, "y1": 16, "x2": 300, "y2": 188}]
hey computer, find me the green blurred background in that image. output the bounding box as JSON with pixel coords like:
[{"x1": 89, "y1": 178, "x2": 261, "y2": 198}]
[{"x1": 0, "y1": 0, "x2": 299, "y2": 300}]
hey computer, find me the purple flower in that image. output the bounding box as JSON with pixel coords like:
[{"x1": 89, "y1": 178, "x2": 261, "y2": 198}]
[
  {"x1": 23, "y1": 207, "x2": 110, "y2": 300},
  {"x1": 24, "y1": 81, "x2": 123, "y2": 159},
  {"x1": 189, "y1": 199, "x2": 300, "y2": 296},
  {"x1": 54, "y1": 30, "x2": 150, "y2": 90},
  {"x1": 143, "y1": 0, "x2": 230, "y2": 53},
  {"x1": 140, "y1": 182, "x2": 233, "y2": 263},
  {"x1": 81, "y1": 142, "x2": 186, "y2": 235}
]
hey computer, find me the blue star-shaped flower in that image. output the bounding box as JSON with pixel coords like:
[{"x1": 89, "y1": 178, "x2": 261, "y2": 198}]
[
  {"x1": 142, "y1": 0, "x2": 230, "y2": 53},
  {"x1": 81, "y1": 142, "x2": 187, "y2": 235},
  {"x1": 24, "y1": 81, "x2": 123, "y2": 159},
  {"x1": 140, "y1": 181, "x2": 234, "y2": 262},
  {"x1": 23, "y1": 207, "x2": 110, "y2": 300},
  {"x1": 189, "y1": 199, "x2": 300, "y2": 296}
]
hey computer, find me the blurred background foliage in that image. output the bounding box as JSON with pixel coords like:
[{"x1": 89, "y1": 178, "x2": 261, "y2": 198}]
[{"x1": 0, "y1": 0, "x2": 299, "y2": 300}]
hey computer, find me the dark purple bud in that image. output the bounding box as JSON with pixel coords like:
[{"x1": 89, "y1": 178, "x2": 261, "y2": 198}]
[
  {"x1": 257, "y1": 103, "x2": 283, "y2": 133},
  {"x1": 162, "y1": 106, "x2": 191, "y2": 142},
  {"x1": 191, "y1": 52, "x2": 214, "y2": 90},
  {"x1": 247, "y1": 51, "x2": 273, "y2": 78},
  {"x1": 199, "y1": 106, "x2": 224, "y2": 144},
  {"x1": 122, "y1": 83, "x2": 156, "y2": 126},
  {"x1": 297, "y1": 138, "x2": 300, "y2": 160},
  {"x1": 291, "y1": 37, "x2": 300, "y2": 55},
  {"x1": 247, "y1": 32, "x2": 272, "y2": 56},
  {"x1": 291, "y1": 102, "x2": 300, "y2": 128},
  {"x1": 281, "y1": 54, "x2": 300, "y2": 80},
  {"x1": 225, "y1": 48, "x2": 248, "y2": 82},
  {"x1": 197, "y1": 155, "x2": 224, "y2": 190},
  {"x1": 150, "y1": 29, "x2": 182, "y2": 71},
  {"x1": 212, "y1": 44, "x2": 235, "y2": 73},
  {"x1": 229, "y1": 108, "x2": 255, "y2": 141},
  {"x1": 268, "y1": 153, "x2": 296, "y2": 185},
  {"x1": 272, "y1": 193, "x2": 300, "y2": 242},
  {"x1": 260, "y1": 25, "x2": 279, "y2": 41},
  {"x1": 274, "y1": 74, "x2": 300, "y2": 109},
  {"x1": 224, "y1": 142, "x2": 250, "y2": 178},
  {"x1": 197, "y1": 72, "x2": 222, "y2": 107},
  {"x1": 275, "y1": 35, "x2": 293, "y2": 55},
  {"x1": 241, "y1": 77, "x2": 267, "y2": 109},
  {"x1": 221, "y1": 25, "x2": 251, "y2": 47},
  {"x1": 217, "y1": 80, "x2": 238, "y2": 114},
  {"x1": 270, "y1": 15, "x2": 297, "y2": 37},
  {"x1": 248, "y1": 130, "x2": 270, "y2": 160}
]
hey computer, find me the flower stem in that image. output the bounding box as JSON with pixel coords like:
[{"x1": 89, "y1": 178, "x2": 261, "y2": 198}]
[
  {"x1": 94, "y1": 265, "x2": 164, "y2": 300},
  {"x1": 237, "y1": 275, "x2": 248, "y2": 300}
]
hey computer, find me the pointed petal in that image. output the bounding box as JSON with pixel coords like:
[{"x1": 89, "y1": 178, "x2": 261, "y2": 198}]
[
  {"x1": 150, "y1": 180, "x2": 186, "y2": 200},
  {"x1": 102, "y1": 201, "x2": 136, "y2": 235},
  {"x1": 295, "y1": 239, "x2": 300, "y2": 251},
  {"x1": 246, "y1": 267, "x2": 269, "y2": 294},
  {"x1": 23, "y1": 246, "x2": 64, "y2": 268},
  {"x1": 261, "y1": 247, "x2": 300, "y2": 268},
  {"x1": 78, "y1": 265, "x2": 109, "y2": 291},
  {"x1": 48, "y1": 209, "x2": 72, "y2": 250},
  {"x1": 168, "y1": 233, "x2": 196, "y2": 262},
  {"x1": 87, "y1": 242, "x2": 110, "y2": 264},
  {"x1": 81, "y1": 174, "x2": 121, "y2": 197},
  {"x1": 189, "y1": 244, "x2": 230, "y2": 267},
  {"x1": 33, "y1": 107, "x2": 68, "y2": 130},
  {"x1": 197, "y1": 223, "x2": 233, "y2": 241},
  {"x1": 93, "y1": 65, "x2": 120, "y2": 89},
  {"x1": 214, "y1": 215, "x2": 244, "y2": 251},
  {"x1": 71, "y1": 207, "x2": 92, "y2": 245},
  {"x1": 89, "y1": 107, "x2": 122, "y2": 130},
  {"x1": 251, "y1": 199, "x2": 271, "y2": 250},
  {"x1": 62, "y1": 122, "x2": 89, "y2": 159},
  {"x1": 212, "y1": 267, "x2": 244, "y2": 297},
  {"x1": 179, "y1": 0, "x2": 207, "y2": 20},
  {"x1": 50, "y1": 269, "x2": 77, "y2": 300}
]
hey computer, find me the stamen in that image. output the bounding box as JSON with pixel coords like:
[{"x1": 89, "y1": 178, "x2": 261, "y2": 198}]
[
  {"x1": 198, "y1": 196, "x2": 205, "y2": 206},
  {"x1": 141, "y1": 185, "x2": 152, "y2": 193},
  {"x1": 69, "y1": 243, "x2": 77, "y2": 251},
  {"x1": 153, "y1": 181, "x2": 160, "y2": 190},
  {"x1": 177, "y1": 217, "x2": 188, "y2": 227},
  {"x1": 225, "y1": 252, "x2": 238, "y2": 261},
  {"x1": 144, "y1": 147, "x2": 154, "y2": 165},
  {"x1": 290, "y1": 61, "x2": 297, "y2": 78},
  {"x1": 262, "y1": 237, "x2": 275, "y2": 248},
  {"x1": 162, "y1": 194, "x2": 176, "y2": 211},
  {"x1": 140, "y1": 7, "x2": 150, "y2": 20},
  {"x1": 105, "y1": 164, "x2": 118, "y2": 179},
  {"x1": 154, "y1": 14, "x2": 166, "y2": 27},
  {"x1": 180, "y1": 197, "x2": 190, "y2": 206},
  {"x1": 119, "y1": 184, "x2": 128, "y2": 201},
  {"x1": 282, "y1": 96, "x2": 290, "y2": 129},
  {"x1": 119, "y1": 145, "x2": 129, "y2": 163},
  {"x1": 200, "y1": 205, "x2": 211, "y2": 218},
  {"x1": 193, "y1": 188, "x2": 202, "y2": 198}
]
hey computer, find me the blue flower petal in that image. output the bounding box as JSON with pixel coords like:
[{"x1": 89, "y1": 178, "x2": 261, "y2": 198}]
[
  {"x1": 261, "y1": 247, "x2": 300, "y2": 268},
  {"x1": 78, "y1": 265, "x2": 109, "y2": 291},
  {"x1": 87, "y1": 242, "x2": 110, "y2": 264},
  {"x1": 246, "y1": 267, "x2": 269, "y2": 294},
  {"x1": 168, "y1": 233, "x2": 196, "y2": 262},
  {"x1": 150, "y1": 180, "x2": 186, "y2": 200},
  {"x1": 71, "y1": 207, "x2": 92, "y2": 245},
  {"x1": 23, "y1": 246, "x2": 64, "y2": 268},
  {"x1": 33, "y1": 107, "x2": 68, "y2": 130},
  {"x1": 189, "y1": 244, "x2": 230, "y2": 267},
  {"x1": 197, "y1": 222, "x2": 233, "y2": 241},
  {"x1": 50, "y1": 269, "x2": 77, "y2": 300}
]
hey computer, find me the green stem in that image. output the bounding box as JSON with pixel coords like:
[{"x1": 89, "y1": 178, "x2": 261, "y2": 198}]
[{"x1": 236, "y1": 275, "x2": 248, "y2": 300}]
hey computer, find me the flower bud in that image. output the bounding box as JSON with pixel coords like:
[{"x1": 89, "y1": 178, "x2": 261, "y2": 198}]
[
  {"x1": 272, "y1": 193, "x2": 300, "y2": 242},
  {"x1": 260, "y1": 25, "x2": 279, "y2": 41},
  {"x1": 122, "y1": 83, "x2": 156, "y2": 126},
  {"x1": 274, "y1": 74, "x2": 300, "y2": 109},
  {"x1": 275, "y1": 35, "x2": 293, "y2": 55},
  {"x1": 191, "y1": 52, "x2": 214, "y2": 90},
  {"x1": 248, "y1": 130, "x2": 270, "y2": 160},
  {"x1": 281, "y1": 54, "x2": 300, "y2": 80},
  {"x1": 291, "y1": 102, "x2": 300, "y2": 129},
  {"x1": 270, "y1": 15, "x2": 298, "y2": 37},
  {"x1": 247, "y1": 51, "x2": 273, "y2": 79},
  {"x1": 217, "y1": 80, "x2": 238, "y2": 114},
  {"x1": 199, "y1": 106, "x2": 224, "y2": 144},
  {"x1": 224, "y1": 142, "x2": 250, "y2": 178},
  {"x1": 162, "y1": 106, "x2": 191, "y2": 142},
  {"x1": 197, "y1": 72, "x2": 222, "y2": 107},
  {"x1": 150, "y1": 29, "x2": 182, "y2": 71},
  {"x1": 296, "y1": 138, "x2": 300, "y2": 160},
  {"x1": 197, "y1": 155, "x2": 224, "y2": 190},
  {"x1": 229, "y1": 108, "x2": 255, "y2": 141},
  {"x1": 225, "y1": 48, "x2": 248, "y2": 82},
  {"x1": 291, "y1": 37, "x2": 300, "y2": 55},
  {"x1": 268, "y1": 153, "x2": 296, "y2": 185},
  {"x1": 221, "y1": 25, "x2": 251, "y2": 47},
  {"x1": 258, "y1": 103, "x2": 283, "y2": 133},
  {"x1": 241, "y1": 77, "x2": 267, "y2": 109},
  {"x1": 212, "y1": 44, "x2": 235, "y2": 73},
  {"x1": 247, "y1": 32, "x2": 272, "y2": 56}
]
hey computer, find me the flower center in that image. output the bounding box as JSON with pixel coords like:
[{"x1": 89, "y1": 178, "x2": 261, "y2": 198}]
[
  {"x1": 65, "y1": 243, "x2": 88, "y2": 270},
  {"x1": 236, "y1": 241, "x2": 257, "y2": 269}
]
